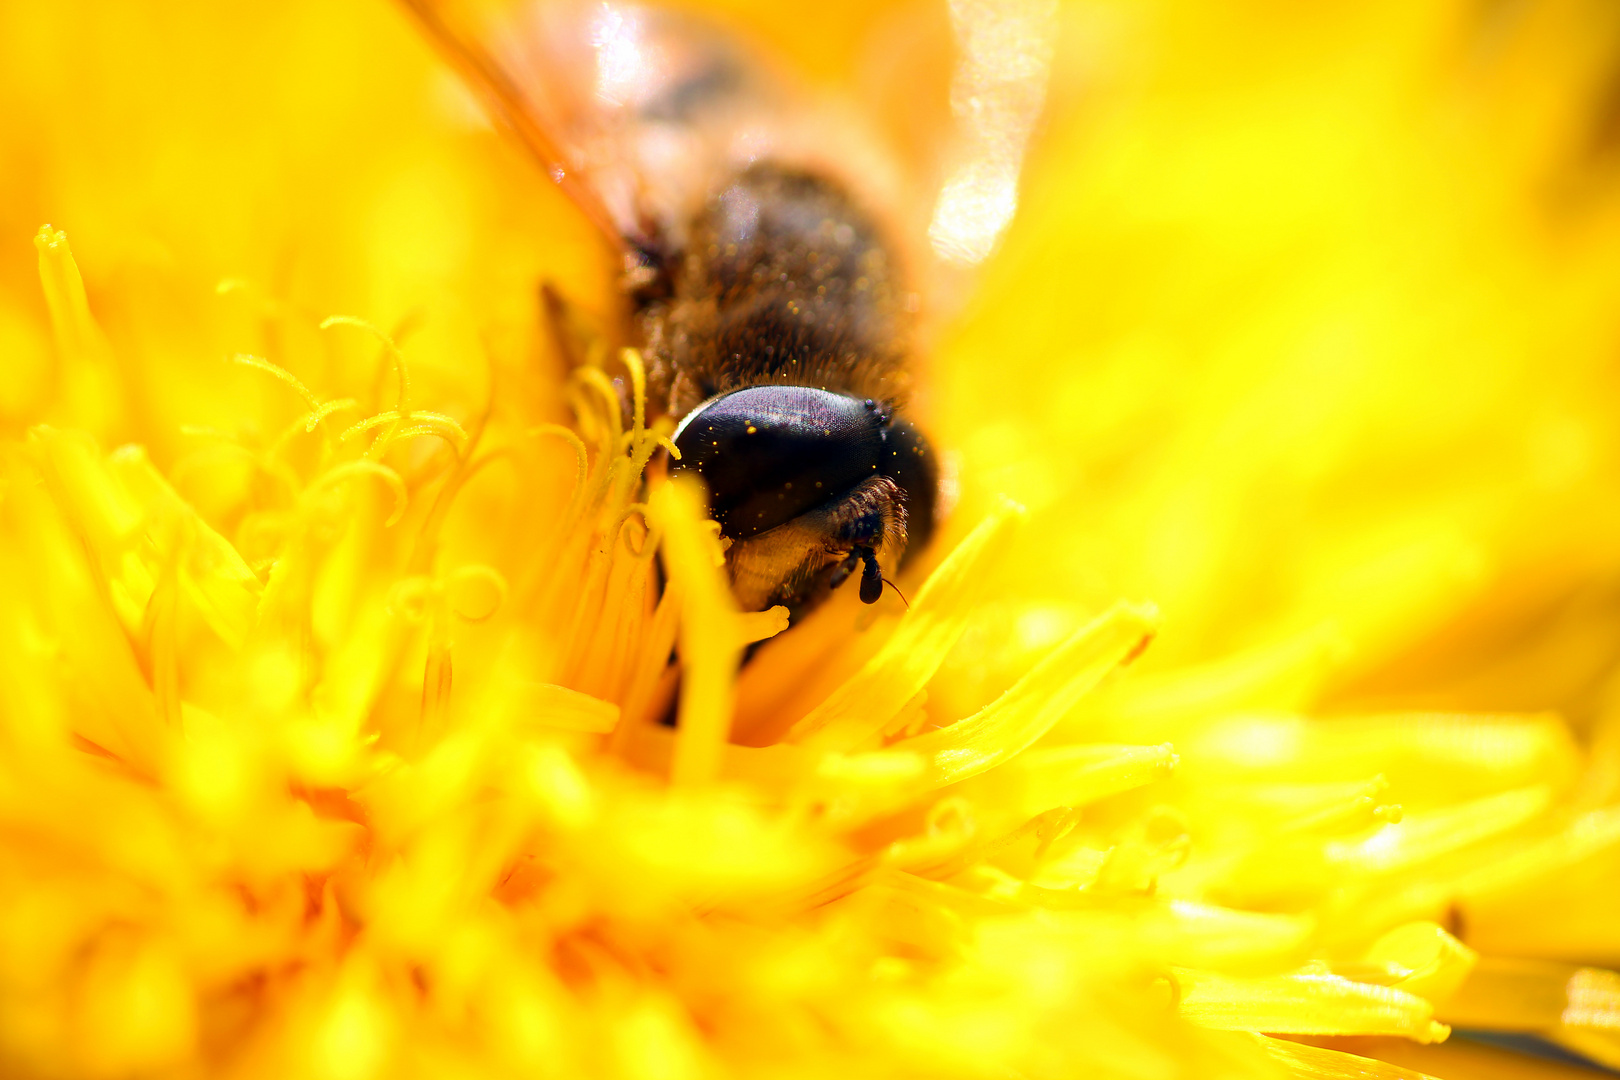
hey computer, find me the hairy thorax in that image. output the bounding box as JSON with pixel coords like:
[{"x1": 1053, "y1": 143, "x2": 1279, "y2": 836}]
[{"x1": 639, "y1": 163, "x2": 914, "y2": 421}]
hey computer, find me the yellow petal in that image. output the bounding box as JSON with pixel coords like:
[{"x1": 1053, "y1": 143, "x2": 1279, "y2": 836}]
[
  {"x1": 1256, "y1": 1034, "x2": 1442, "y2": 1080},
  {"x1": 897, "y1": 601, "x2": 1159, "y2": 789},
  {"x1": 789, "y1": 501, "x2": 1023, "y2": 751},
  {"x1": 651, "y1": 476, "x2": 742, "y2": 786},
  {"x1": 1177, "y1": 968, "x2": 1449, "y2": 1043}
]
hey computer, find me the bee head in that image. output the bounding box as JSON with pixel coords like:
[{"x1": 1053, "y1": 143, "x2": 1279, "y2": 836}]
[{"x1": 670, "y1": 385, "x2": 937, "y2": 612}]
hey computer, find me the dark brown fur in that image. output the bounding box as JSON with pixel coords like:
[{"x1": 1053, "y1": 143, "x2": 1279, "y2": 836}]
[{"x1": 638, "y1": 163, "x2": 914, "y2": 421}]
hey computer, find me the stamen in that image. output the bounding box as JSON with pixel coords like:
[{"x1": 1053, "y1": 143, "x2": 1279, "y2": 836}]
[
  {"x1": 320, "y1": 315, "x2": 413, "y2": 460},
  {"x1": 230, "y1": 353, "x2": 321, "y2": 412},
  {"x1": 309, "y1": 459, "x2": 409, "y2": 526}
]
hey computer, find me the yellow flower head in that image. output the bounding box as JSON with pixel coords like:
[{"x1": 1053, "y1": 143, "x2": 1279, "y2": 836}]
[{"x1": 5, "y1": 2, "x2": 1620, "y2": 1080}]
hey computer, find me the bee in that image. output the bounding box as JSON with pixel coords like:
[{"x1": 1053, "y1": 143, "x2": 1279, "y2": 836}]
[{"x1": 400, "y1": 0, "x2": 1055, "y2": 620}]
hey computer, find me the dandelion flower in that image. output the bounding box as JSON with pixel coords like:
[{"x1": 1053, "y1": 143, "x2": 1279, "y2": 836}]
[{"x1": 5, "y1": 3, "x2": 1620, "y2": 1080}]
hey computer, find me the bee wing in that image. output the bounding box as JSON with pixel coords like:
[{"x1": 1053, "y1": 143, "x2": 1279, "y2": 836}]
[
  {"x1": 400, "y1": 0, "x2": 802, "y2": 265},
  {"x1": 401, "y1": 0, "x2": 1058, "y2": 317},
  {"x1": 399, "y1": 0, "x2": 641, "y2": 252},
  {"x1": 921, "y1": 0, "x2": 1060, "y2": 271},
  {"x1": 853, "y1": 0, "x2": 1060, "y2": 327}
]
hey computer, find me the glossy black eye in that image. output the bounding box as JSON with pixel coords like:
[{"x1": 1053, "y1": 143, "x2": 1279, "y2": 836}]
[{"x1": 672, "y1": 386, "x2": 884, "y2": 539}]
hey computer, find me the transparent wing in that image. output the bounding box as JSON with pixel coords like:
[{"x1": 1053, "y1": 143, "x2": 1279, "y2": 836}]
[
  {"x1": 925, "y1": 0, "x2": 1060, "y2": 270},
  {"x1": 399, "y1": 0, "x2": 1059, "y2": 309},
  {"x1": 399, "y1": 0, "x2": 638, "y2": 251},
  {"x1": 399, "y1": 0, "x2": 806, "y2": 265},
  {"x1": 848, "y1": 0, "x2": 1060, "y2": 333}
]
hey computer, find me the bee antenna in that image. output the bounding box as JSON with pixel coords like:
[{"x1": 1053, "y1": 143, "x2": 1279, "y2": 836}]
[{"x1": 881, "y1": 577, "x2": 910, "y2": 609}]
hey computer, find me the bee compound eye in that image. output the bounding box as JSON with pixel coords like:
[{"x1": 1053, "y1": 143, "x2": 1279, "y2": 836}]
[{"x1": 671, "y1": 385, "x2": 886, "y2": 539}]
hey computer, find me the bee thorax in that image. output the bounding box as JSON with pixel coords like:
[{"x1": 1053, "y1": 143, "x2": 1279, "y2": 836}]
[{"x1": 640, "y1": 162, "x2": 912, "y2": 419}]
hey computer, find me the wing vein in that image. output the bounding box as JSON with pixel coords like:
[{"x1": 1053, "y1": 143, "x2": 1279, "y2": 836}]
[{"x1": 396, "y1": 0, "x2": 635, "y2": 251}]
